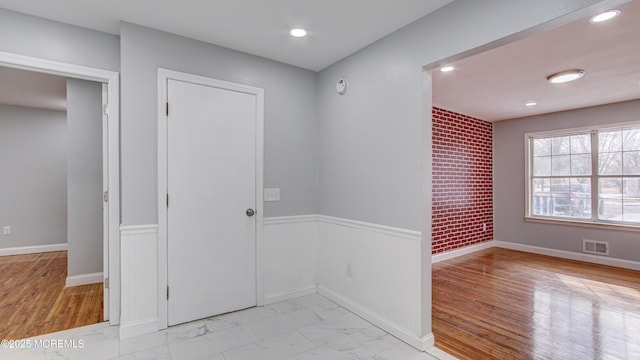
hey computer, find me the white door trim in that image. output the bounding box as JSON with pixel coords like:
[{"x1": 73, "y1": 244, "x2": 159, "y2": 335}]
[
  {"x1": 0, "y1": 50, "x2": 121, "y2": 325},
  {"x1": 157, "y1": 68, "x2": 265, "y2": 330},
  {"x1": 101, "y1": 83, "x2": 110, "y2": 321}
]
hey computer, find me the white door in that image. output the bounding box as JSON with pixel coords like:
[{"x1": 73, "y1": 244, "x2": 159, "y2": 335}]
[{"x1": 167, "y1": 78, "x2": 257, "y2": 326}]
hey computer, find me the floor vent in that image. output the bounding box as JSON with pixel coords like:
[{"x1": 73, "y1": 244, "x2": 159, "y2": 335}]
[{"x1": 583, "y1": 239, "x2": 609, "y2": 256}]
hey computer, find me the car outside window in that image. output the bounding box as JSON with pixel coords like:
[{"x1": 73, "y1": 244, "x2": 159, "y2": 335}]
[{"x1": 527, "y1": 125, "x2": 640, "y2": 226}]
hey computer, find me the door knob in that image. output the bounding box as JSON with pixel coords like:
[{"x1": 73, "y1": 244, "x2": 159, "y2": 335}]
[{"x1": 246, "y1": 208, "x2": 255, "y2": 217}]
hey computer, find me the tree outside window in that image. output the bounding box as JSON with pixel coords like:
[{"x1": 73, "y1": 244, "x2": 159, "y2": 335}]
[{"x1": 528, "y1": 126, "x2": 640, "y2": 225}]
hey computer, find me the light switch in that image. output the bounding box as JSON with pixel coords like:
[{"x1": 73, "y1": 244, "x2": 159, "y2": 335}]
[
  {"x1": 3, "y1": 226, "x2": 11, "y2": 235},
  {"x1": 264, "y1": 188, "x2": 280, "y2": 202}
]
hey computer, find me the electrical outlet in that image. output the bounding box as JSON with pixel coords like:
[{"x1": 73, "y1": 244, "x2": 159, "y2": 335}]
[
  {"x1": 3, "y1": 226, "x2": 11, "y2": 235},
  {"x1": 483, "y1": 223, "x2": 487, "y2": 232},
  {"x1": 264, "y1": 188, "x2": 280, "y2": 202}
]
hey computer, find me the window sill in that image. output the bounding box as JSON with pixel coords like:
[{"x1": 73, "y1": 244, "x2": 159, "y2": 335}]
[{"x1": 524, "y1": 217, "x2": 640, "y2": 232}]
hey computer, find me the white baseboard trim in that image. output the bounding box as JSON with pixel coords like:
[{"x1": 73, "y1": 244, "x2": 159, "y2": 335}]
[
  {"x1": 431, "y1": 240, "x2": 640, "y2": 271},
  {"x1": 494, "y1": 241, "x2": 640, "y2": 271},
  {"x1": 426, "y1": 346, "x2": 460, "y2": 360},
  {"x1": 119, "y1": 318, "x2": 161, "y2": 339},
  {"x1": 66, "y1": 272, "x2": 103, "y2": 287},
  {"x1": 318, "y1": 286, "x2": 433, "y2": 352},
  {"x1": 432, "y1": 241, "x2": 495, "y2": 263},
  {"x1": 419, "y1": 333, "x2": 436, "y2": 353},
  {"x1": 0, "y1": 243, "x2": 68, "y2": 257},
  {"x1": 264, "y1": 285, "x2": 318, "y2": 305}
]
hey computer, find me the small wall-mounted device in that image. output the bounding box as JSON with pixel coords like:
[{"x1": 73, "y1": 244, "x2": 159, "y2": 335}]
[
  {"x1": 264, "y1": 188, "x2": 280, "y2": 202},
  {"x1": 336, "y1": 78, "x2": 348, "y2": 95}
]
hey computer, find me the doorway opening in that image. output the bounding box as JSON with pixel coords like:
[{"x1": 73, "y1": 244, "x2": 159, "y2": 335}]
[
  {"x1": 423, "y1": 0, "x2": 639, "y2": 357},
  {"x1": 0, "y1": 51, "x2": 120, "y2": 338}
]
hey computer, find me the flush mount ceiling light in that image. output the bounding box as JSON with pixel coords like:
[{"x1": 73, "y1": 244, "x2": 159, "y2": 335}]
[
  {"x1": 440, "y1": 66, "x2": 455, "y2": 73},
  {"x1": 290, "y1": 28, "x2": 307, "y2": 38},
  {"x1": 589, "y1": 9, "x2": 621, "y2": 23},
  {"x1": 547, "y1": 69, "x2": 585, "y2": 84},
  {"x1": 525, "y1": 101, "x2": 537, "y2": 107}
]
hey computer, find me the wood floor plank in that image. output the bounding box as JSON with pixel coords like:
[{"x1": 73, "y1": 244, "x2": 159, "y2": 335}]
[
  {"x1": 0, "y1": 251, "x2": 103, "y2": 340},
  {"x1": 432, "y1": 248, "x2": 640, "y2": 360}
]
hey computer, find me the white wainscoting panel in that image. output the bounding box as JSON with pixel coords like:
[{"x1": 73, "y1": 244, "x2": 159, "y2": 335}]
[
  {"x1": 263, "y1": 216, "x2": 319, "y2": 304},
  {"x1": 119, "y1": 225, "x2": 161, "y2": 339},
  {"x1": 117, "y1": 216, "x2": 431, "y2": 348},
  {"x1": 316, "y1": 216, "x2": 426, "y2": 349}
]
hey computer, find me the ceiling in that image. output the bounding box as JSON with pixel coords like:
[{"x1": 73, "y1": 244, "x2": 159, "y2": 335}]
[
  {"x1": 0, "y1": 66, "x2": 67, "y2": 111},
  {"x1": 0, "y1": 0, "x2": 454, "y2": 71},
  {"x1": 3, "y1": 1, "x2": 638, "y2": 118},
  {"x1": 433, "y1": 0, "x2": 640, "y2": 122}
]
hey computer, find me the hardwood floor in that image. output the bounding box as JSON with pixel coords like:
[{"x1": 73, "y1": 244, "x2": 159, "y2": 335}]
[
  {"x1": 0, "y1": 251, "x2": 103, "y2": 340},
  {"x1": 433, "y1": 247, "x2": 640, "y2": 360}
]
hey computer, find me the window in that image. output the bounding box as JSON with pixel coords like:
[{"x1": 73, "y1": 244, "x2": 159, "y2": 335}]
[{"x1": 527, "y1": 124, "x2": 640, "y2": 226}]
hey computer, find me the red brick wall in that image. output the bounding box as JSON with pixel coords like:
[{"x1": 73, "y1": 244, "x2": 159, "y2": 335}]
[{"x1": 432, "y1": 107, "x2": 493, "y2": 254}]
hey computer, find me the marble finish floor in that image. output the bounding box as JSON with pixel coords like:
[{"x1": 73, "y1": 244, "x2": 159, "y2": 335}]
[{"x1": 1, "y1": 294, "x2": 452, "y2": 360}]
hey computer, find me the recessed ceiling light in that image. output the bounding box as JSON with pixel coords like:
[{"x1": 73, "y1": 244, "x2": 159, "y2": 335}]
[
  {"x1": 440, "y1": 66, "x2": 454, "y2": 73},
  {"x1": 525, "y1": 101, "x2": 537, "y2": 107},
  {"x1": 290, "y1": 28, "x2": 307, "y2": 38},
  {"x1": 589, "y1": 10, "x2": 621, "y2": 23},
  {"x1": 547, "y1": 69, "x2": 585, "y2": 84}
]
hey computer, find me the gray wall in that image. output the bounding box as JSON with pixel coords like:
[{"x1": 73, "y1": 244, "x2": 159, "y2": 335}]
[
  {"x1": 0, "y1": 2, "x2": 612, "y2": 229},
  {"x1": 494, "y1": 99, "x2": 640, "y2": 262},
  {"x1": 0, "y1": 104, "x2": 67, "y2": 248},
  {"x1": 0, "y1": 8, "x2": 119, "y2": 71},
  {"x1": 315, "y1": 0, "x2": 611, "y2": 338},
  {"x1": 67, "y1": 79, "x2": 103, "y2": 276},
  {"x1": 316, "y1": 0, "x2": 610, "y2": 231},
  {"x1": 120, "y1": 23, "x2": 318, "y2": 225}
]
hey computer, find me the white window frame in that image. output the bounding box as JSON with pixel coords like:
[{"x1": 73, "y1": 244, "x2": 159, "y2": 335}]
[{"x1": 525, "y1": 122, "x2": 640, "y2": 229}]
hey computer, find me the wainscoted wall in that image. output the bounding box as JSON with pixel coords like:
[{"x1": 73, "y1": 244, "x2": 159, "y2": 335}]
[
  {"x1": 432, "y1": 107, "x2": 493, "y2": 254},
  {"x1": 119, "y1": 216, "x2": 429, "y2": 349},
  {"x1": 316, "y1": 216, "x2": 429, "y2": 350},
  {"x1": 263, "y1": 216, "x2": 319, "y2": 303},
  {"x1": 119, "y1": 225, "x2": 160, "y2": 339}
]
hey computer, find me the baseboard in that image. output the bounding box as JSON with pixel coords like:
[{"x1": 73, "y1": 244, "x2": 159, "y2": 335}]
[
  {"x1": 318, "y1": 286, "x2": 433, "y2": 352},
  {"x1": 0, "y1": 243, "x2": 68, "y2": 257},
  {"x1": 432, "y1": 241, "x2": 495, "y2": 263},
  {"x1": 119, "y1": 318, "x2": 162, "y2": 339},
  {"x1": 66, "y1": 272, "x2": 103, "y2": 287},
  {"x1": 426, "y1": 346, "x2": 460, "y2": 360},
  {"x1": 264, "y1": 285, "x2": 318, "y2": 305},
  {"x1": 419, "y1": 333, "x2": 436, "y2": 352},
  {"x1": 494, "y1": 241, "x2": 640, "y2": 271}
]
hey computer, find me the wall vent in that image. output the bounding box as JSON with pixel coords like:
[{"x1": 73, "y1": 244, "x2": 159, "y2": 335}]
[{"x1": 583, "y1": 239, "x2": 609, "y2": 256}]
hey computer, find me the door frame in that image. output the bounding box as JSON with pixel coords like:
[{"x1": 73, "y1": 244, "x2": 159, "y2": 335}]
[
  {"x1": 0, "y1": 51, "x2": 121, "y2": 325},
  {"x1": 157, "y1": 68, "x2": 265, "y2": 330}
]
